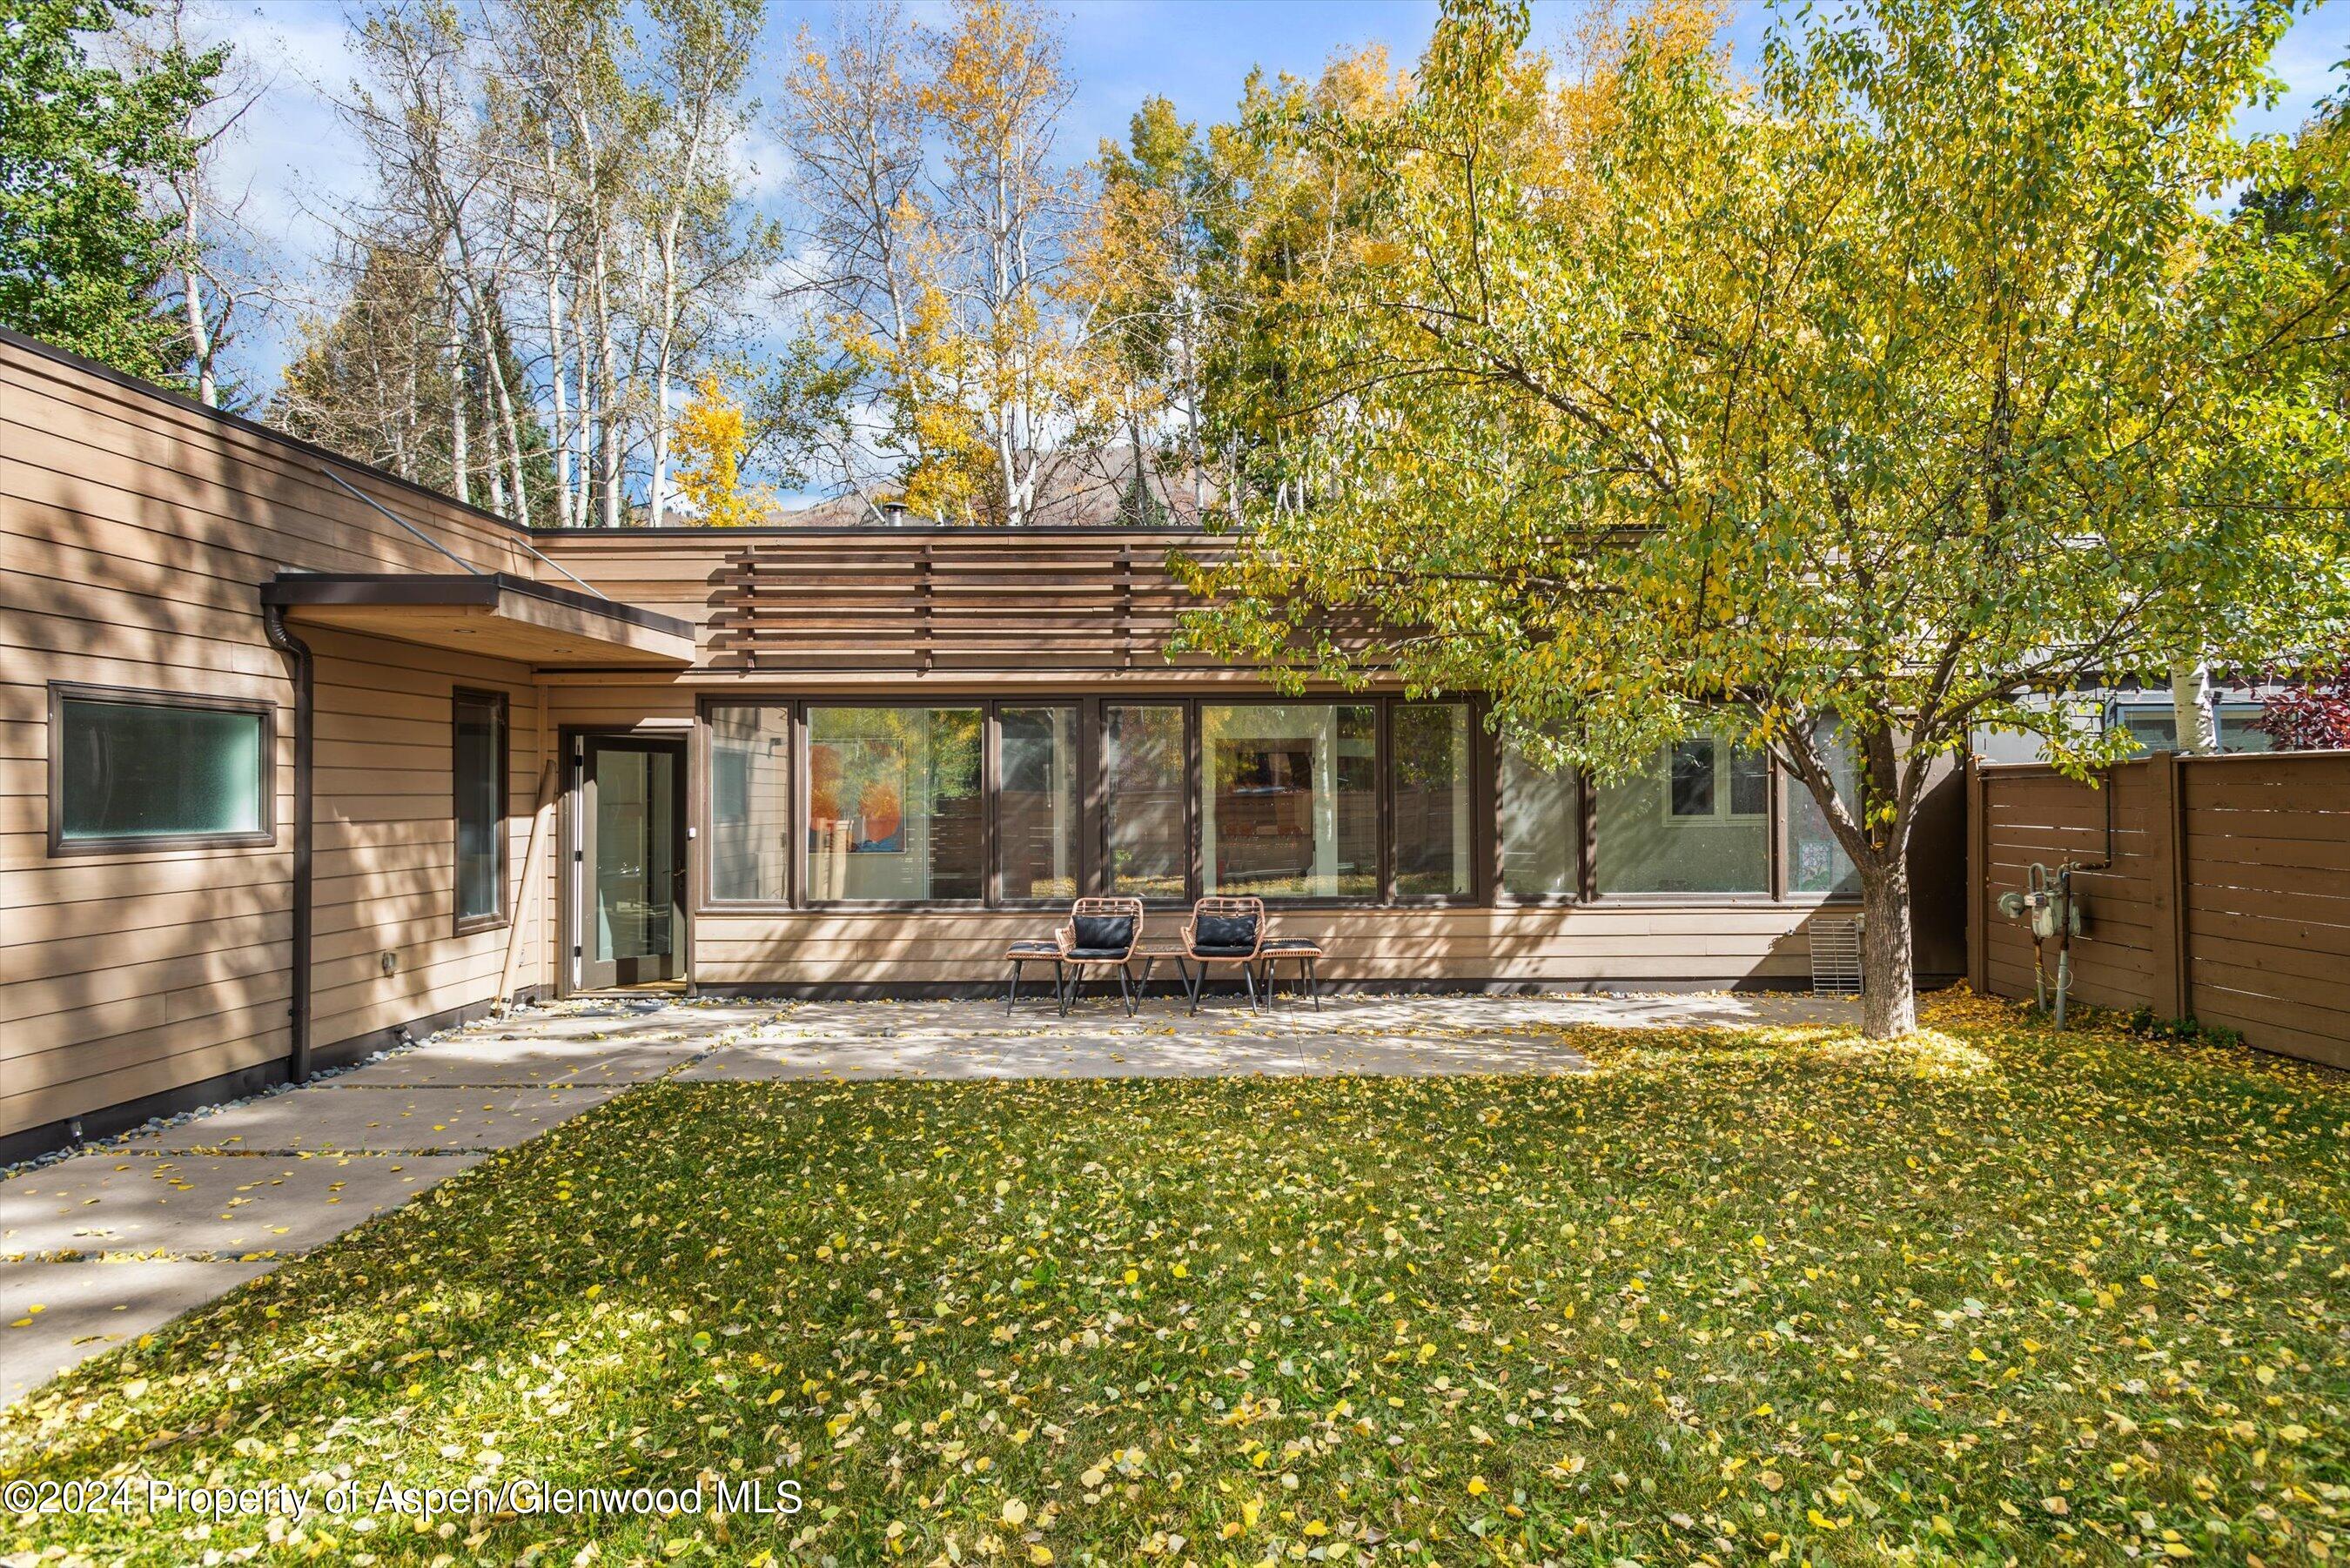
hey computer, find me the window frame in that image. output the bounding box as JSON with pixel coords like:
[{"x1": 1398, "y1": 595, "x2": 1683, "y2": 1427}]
[
  {"x1": 1777, "y1": 720, "x2": 1862, "y2": 903},
  {"x1": 1385, "y1": 699, "x2": 1482, "y2": 907},
  {"x1": 1658, "y1": 735, "x2": 1769, "y2": 825},
  {"x1": 992, "y1": 701, "x2": 1085, "y2": 908},
  {"x1": 1098, "y1": 698, "x2": 1198, "y2": 908},
  {"x1": 1492, "y1": 730, "x2": 1584, "y2": 908},
  {"x1": 688, "y1": 694, "x2": 1857, "y2": 915},
  {"x1": 801, "y1": 700, "x2": 989, "y2": 910},
  {"x1": 701, "y1": 700, "x2": 797, "y2": 908},
  {"x1": 1197, "y1": 697, "x2": 1386, "y2": 906},
  {"x1": 1592, "y1": 726, "x2": 1779, "y2": 905},
  {"x1": 47, "y1": 680, "x2": 276, "y2": 857},
  {"x1": 2109, "y1": 699, "x2": 2269, "y2": 755},
  {"x1": 452, "y1": 687, "x2": 511, "y2": 935}
]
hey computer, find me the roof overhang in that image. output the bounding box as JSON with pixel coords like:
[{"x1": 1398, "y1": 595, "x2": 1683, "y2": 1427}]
[{"x1": 261, "y1": 573, "x2": 695, "y2": 668}]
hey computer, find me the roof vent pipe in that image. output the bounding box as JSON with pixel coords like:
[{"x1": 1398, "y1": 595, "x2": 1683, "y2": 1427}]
[{"x1": 881, "y1": 499, "x2": 908, "y2": 527}]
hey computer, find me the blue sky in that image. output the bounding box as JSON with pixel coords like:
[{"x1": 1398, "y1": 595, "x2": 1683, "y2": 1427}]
[{"x1": 215, "y1": 0, "x2": 2346, "y2": 392}]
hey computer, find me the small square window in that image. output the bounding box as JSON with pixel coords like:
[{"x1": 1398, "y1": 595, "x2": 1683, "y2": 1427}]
[
  {"x1": 1668, "y1": 739, "x2": 1716, "y2": 817},
  {"x1": 1729, "y1": 745, "x2": 1770, "y2": 818}
]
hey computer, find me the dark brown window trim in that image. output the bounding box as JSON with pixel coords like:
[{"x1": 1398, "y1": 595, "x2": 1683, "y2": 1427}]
[
  {"x1": 689, "y1": 690, "x2": 1851, "y2": 917},
  {"x1": 697, "y1": 699, "x2": 796, "y2": 910},
  {"x1": 453, "y1": 687, "x2": 510, "y2": 935},
  {"x1": 46, "y1": 681, "x2": 277, "y2": 857}
]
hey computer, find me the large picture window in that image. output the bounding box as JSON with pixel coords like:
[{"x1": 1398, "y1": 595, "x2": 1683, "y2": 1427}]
[
  {"x1": 708, "y1": 704, "x2": 793, "y2": 901},
  {"x1": 1499, "y1": 735, "x2": 1577, "y2": 899},
  {"x1": 998, "y1": 707, "x2": 1080, "y2": 901},
  {"x1": 1104, "y1": 704, "x2": 1186, "y2": 899},
  {"x1": 50, "y1": 684, "x2": 272, "y2": 854},
  {"x1": 806, "y1": 707, "x2": 982, "y2": 902},
  {"x1": 1202, "y1": 704, "x2": 1376, "y2": 899},
  {"x1": 1595, "y1": 727, "x2": 1769, "y2": 895},
  {"x1": 702, "y1": 697, "x2": 1862, "y2": 914},
  {"x1": 453, "y1": 690, "x2": 507, "y2": 928},
  {"x1": 1393, "y1": 702, "x2": 1473, "y2": 897}
]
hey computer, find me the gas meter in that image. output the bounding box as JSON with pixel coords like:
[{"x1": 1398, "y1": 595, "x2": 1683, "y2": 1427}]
[
  {"x1": 1996, "y1": 862, "x2": 2086, "y2": 1026},
  {"x1": 1997, "y1": 862, "x2": 2083, "y2": 943}
]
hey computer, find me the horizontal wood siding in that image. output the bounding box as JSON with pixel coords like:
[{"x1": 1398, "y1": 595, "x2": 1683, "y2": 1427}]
[
  {"x1": 0, "y1": 334, "x2": 549, "y2": 1142},
  {"x1": 688, "y1": 905, "x2": 1829, "y2": 988},
  {"x1": 1973, "y1": 752, "x2": 2350, "y2": 1070}
]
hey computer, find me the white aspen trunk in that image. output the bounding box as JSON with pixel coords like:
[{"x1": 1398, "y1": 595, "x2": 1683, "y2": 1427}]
[
  {"x1": 473, "y1": 311, "x2": 534, "y2": 528},
  {"x1": 538, "y1": 138, "x2": 574, "y2": 529},
  {"x1": 644, "y1": 107, "x2": 710, "y2": 531},
  {"x1": 593, "y1": 204, "x2": 622, "y2": 528},
  {"x1": 1182, "y1": 290, "x2": 1205, "y2": 513},
  {"x1": 2170, "y1": 658, "x2": 2218, "y2": 754},
  {"x1": 179, "y1": 245, "x2": 217, "y2": 408},
  {"x1": 448, "y1": 312, "x2": 470, "y2": 506},
  {"x1": 572, "y1": 285, "x2": 594, "y2": 528}
]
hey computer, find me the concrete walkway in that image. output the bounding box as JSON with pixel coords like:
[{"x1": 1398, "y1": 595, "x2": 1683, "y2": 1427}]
[{"x1": 2, "y1": 988, "x2": 1851, "y2": 1404}]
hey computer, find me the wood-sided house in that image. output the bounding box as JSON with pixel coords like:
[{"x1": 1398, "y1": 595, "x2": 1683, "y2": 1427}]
[{"x1": 1, "y1": 329, "x2": 1962, "y2": 1158}]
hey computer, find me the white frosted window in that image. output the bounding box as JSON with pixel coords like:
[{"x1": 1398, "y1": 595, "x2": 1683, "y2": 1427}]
[{"x1": 57, "y1": 695, "x2": 265, "y2": 846}]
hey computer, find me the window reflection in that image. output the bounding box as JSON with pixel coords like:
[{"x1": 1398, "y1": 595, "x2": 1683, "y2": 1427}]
[{"x1": 1203, "y1": 705, "x2": 1376, "y2": 898}]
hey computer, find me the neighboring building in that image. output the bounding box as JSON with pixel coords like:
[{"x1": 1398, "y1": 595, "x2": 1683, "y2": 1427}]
[
  {"x1": 0, "y1": 329, "x2": 1962, "y2": 1159},
  {"x1": 1972, "y1": 681, "x2": 2282, "y2": 765}
]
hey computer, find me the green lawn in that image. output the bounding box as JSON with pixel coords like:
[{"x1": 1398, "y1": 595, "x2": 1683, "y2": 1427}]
[{"x1": 5, "y1": 992, "x2": 2347, "y2": 1566}]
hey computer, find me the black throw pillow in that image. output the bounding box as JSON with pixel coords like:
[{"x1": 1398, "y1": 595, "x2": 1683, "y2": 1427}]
[
  {"x1": 1072, "y1": 914, "x2": 1134, "y2": 951},
  {"x1": 1196, "y1": 910, "x2": 1258, "y2": 949}
]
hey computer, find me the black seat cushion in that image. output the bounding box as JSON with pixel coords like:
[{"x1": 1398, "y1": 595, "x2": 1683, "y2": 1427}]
[
  {"x1": 1071, "y1": 914, "x2": 1134, "y2": 951},
  {"x1": 1195, "y1": 911, "x2": 1259, "y2": 949},
  {"x1": 1261, "y1": 939, "x2": 1321, "y2": 954},
  {"x1": 1065, "y1": 946, "x2": 1131, "y2": 961},
  {"x1": 1007, "y1": 941, "x2": 1059, "y2": 956},
  {"x1": 1191, "y1": 942, "x2": 1256, "y2": 959}
]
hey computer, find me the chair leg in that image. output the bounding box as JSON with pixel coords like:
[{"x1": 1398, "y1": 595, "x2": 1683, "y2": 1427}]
[
  {"x1": 1186, "y1": 960, "x2": 1204, "y2": 1015},
  {"x1": 1006, "y1": 960, "x2": 1021, "y2": 1015},
  {"x1": 1309, "y1": 958, "x2": 1321, "y2": 1011},
  {"x1": 1059, "y1": 966, "x2": 1074, "y2": 1016},
  {"x1": 1118, "y1": 965, "x2": 1133, "y2": 1016},
  {"x1": 1244, "y1": 962, "x2": 1259, "y2": 1010}
]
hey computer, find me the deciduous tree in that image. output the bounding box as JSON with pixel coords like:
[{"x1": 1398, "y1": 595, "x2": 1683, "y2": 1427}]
[
  {"x1": 0, "y1": 0, "x2": 218, "y2": 379},
  {"x1": 1180, "y1": 0, "x2": 2350, "y2": 1036}
]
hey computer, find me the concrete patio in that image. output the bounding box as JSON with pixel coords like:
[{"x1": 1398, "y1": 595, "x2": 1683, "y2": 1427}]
[{"x1": 3, "y1": 987, "x2": 1853, "y2": 1404}]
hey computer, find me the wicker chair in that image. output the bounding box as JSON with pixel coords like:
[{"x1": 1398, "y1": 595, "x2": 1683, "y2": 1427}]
[
  {"x1": 1181, "y1": 895, "x2": 1267, "y2": 1014},
  {"x1": 1054, "y1": 896, "x2": 1145, "y2": 1015}
]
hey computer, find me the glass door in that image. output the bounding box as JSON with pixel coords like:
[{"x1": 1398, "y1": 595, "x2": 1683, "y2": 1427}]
[{"x1": 579, "y1": 736, "x2": 687, "y2": 989}]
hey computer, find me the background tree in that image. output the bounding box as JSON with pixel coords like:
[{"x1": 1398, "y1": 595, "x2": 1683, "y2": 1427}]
[
  {"x1": 2252, "y1": 660, "x2": 2350, "y2": 750},
  {"x1": 1179, "y1": 0, "x2": 2350, "y2": 1036},
  {"x1": 668, "y1": 367, "x2": 770, "y2": 526},
  {"x1": 776, "y1": 0, "x2": 1138, "y2": 525},
  {"x1": 0, "y1": 0, "x2": 218, "y2": 379},
  {"x1": 102, "y1": 0, "x2": 276, "y2": 408},
  {"x1": 272, "y1": 0, "x2": 772, "y2": 526}
]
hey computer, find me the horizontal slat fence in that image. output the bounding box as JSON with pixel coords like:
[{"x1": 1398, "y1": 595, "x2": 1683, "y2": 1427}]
[
  {"x1": 704, "y1": 533, "x2": 1244, "y2": 673},
  {"x1": 1968, "y1": 750, "x2": 2350, "y2": 1069},
  {"x1": 535, "y1": 530, "x2": 1393, "y2": 675}
]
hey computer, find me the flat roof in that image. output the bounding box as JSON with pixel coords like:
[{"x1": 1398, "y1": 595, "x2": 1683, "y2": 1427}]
[{"x1": 262, "y1": 572, "x2": 696, "y2": 668}]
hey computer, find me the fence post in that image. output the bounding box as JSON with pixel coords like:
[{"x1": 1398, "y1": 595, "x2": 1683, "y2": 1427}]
[
  {"x1": 2145, "y1": 748, "x2": 2189, "y2": 1021},
  {"x1": 1965, "y1": 754, "x2": 1988, "y2": 996}
]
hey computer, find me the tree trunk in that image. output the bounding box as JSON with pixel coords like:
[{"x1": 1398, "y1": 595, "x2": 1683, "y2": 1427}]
[
  {"x1": 1856, "y1": 854, "x2": 1917, "y2": 1038},
  {"x1": 448, "y1": 323, "x2": 470, "y2": 506},
  {"x1": 2170, "y1": 658, "x2": 2217, "y2": 754}
]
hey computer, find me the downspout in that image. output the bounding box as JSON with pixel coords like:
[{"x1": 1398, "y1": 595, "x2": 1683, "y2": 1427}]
[{"x1": 262, "y1": 604, "x2": 314, "y2": 1083}]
